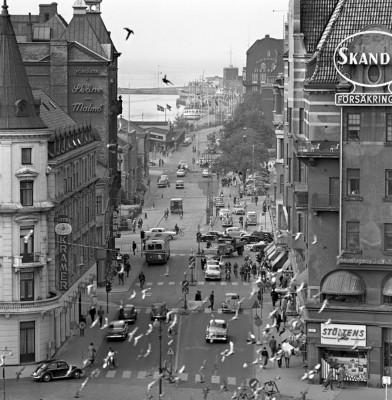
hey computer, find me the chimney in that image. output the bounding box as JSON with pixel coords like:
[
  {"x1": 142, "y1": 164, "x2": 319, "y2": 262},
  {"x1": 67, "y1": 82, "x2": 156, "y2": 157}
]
[
  {"x1": 265, "y1": 34, "x2": 270, "y2": 39},
  {"x1": 34, "y1": 99, "x2": 42, "y2": 116},
  {"x1": 26, "y1": 13, "x2": 33, "y2": 42},
  {"x1": 51, "y1": 3, "x2": 58, "y2": 16}
]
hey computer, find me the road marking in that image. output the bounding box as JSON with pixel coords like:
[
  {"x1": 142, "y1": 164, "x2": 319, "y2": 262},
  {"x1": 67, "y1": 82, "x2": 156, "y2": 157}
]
[
  {"x1": 168, "y1": 282, "x2": 175, "y2": 285},
  {"x1": 231, "y1": 282, "x2": 239, "y2": 285},
  {"x1": 221, "y1": 282, "x2": 227, "y2": 285},
  {"x1": 137, "y1": 371, "x2": 147, "y2": 379},
  {"x1": 198, "y1": 281, "x2": 205, "y2": 285},
  {"x1": 145, "y1": 308, "x2": 151, "y2": 314},
  {"x1": 122, "y1": 371, "x2": 132, "y2": 378},
  {"x1": 211, "y1": 375, "x2": 220, "y2": 384},
  {"x1": 180, "y1": 372, "x2": 188, "y2": 381},
  {"x1": 195, "y1": 374, "x2": 204, "y2": 383},
  {"x1": 105, "y1": 370, "x2": 116, "y2": 378},
  {"x1": 146, "y1": 282, "x2": 153, "y2": 286},
  {"x1": 153, "y1": 371, "x2": 160, "y2": 379},
  {"x1": 157, "y1": 282, "x2": 164, "y2": 286},
  {"x1": 208, "y1": 282, "x2": 216, "y2": 285}
]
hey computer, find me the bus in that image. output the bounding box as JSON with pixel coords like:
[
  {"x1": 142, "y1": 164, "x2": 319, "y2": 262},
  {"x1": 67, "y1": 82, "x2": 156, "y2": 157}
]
[
  {"x1": 145, "y1": 238, "x2": 170, "y2": 265},
  {"x1": 170, "y1": 198, "x2": 183, "y2": 214}
]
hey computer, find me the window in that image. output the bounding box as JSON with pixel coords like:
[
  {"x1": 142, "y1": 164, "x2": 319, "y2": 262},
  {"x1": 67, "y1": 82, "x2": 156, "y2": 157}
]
[
  {"x1": 20, "y1": 321, "x2": 35, "y2": 363},
  {"x1": 299, "y1": 108, "x2": 304, "y2": 135},
  {"x1": 347, "y1": 169, "x2": 360, "y2": 195},
  {"x1": 387, "y1": 114, "x2": 392, "y2": 142},
  {"x1": 260, "y1": 73, "x2": 266, "y2": 83},
  {"x1": 20, "y1": 272, "x2": 34, "y2": 301},
  {"x1": 252, "y1": 73, "x2": 258, "y2": 83},
  {"x1": 279, "y1": 175, "x2": 284, "y2": 194},
  {"x1": 383, "y1": 329, "x2": 392, "y2": 377},
  {"x1": 386, "y1": 170, "x2": 392, "y2": 197},
  {"x1": 298, "y1": 213, "x2": 304, "y2": 235},
  {"x1": 96, "y1": 195, "x2": 103, "y2": 214},
  {"x1": 346, "y1": 221, "x2": 360, "y2": 250},
  {"x1": 21, "y1": 148, "x2": 32, "y2": 165},
  {"x1": 20, "y1": 226, "x2": 34, "y2": 263},
  {"x1": 385, "y1": 224, "x2": 392, "y2": 251},
  {"x1": 288, "y1": 107, "x2": 292, "y2": 133},
  {"x1": 20, "y1": 181, "x2": 33, "y2": 206},
  {"x1": 347, "y1": 113, "x2": 360, "y2": 141}
]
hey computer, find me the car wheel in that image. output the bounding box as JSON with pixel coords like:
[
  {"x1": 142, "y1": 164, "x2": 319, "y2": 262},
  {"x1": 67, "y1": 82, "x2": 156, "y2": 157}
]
[
  {"x1": 42, "y1": 373, "x2": 52, "y2": 382},
  {"x1": 209, "y1": 338, "x2": 214, "y2": 344},
  {"x1": 168, "y1": 235, "x2": 173, "y2": 240},
  {"x1": 73, "y1": 370, "x2": 81, "y2": 379}
]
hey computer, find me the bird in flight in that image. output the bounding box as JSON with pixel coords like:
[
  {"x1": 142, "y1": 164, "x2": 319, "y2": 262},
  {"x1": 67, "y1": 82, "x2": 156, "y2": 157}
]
[
  {"x1": 124, "y1": 28, "x2": 134, "y2": 40},
  {"x1": 162, "y1": 74, "x2": 173, "y2": 85}
]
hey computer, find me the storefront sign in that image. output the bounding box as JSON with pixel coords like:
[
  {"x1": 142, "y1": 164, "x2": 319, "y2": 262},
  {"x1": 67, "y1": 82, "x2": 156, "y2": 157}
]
[
  {"x1": 55, "y1": 215, "x2": 71, "y2": 292},
  {"x1": 76, "y1": 68, "x2": 99, "y2": 74},
  {"x1": 321, "y1": 323, "x2": 366, "y2": 346},
  {"x1": 335, "y1": 93, "x2": 392, "y2": 106},
  {"x1": 112, "y1": 209, "x2": 120, "y2": 239},
  {"x1": 337, "y1": 257, "x2": 392, "y2": 265},
  {"x1": 72, "y1": 84, "x2": 103, "y2": 94},
  {"x1": 333, "y1": 30, "x2": 392, "y2": 88},
  {"x1": 72, "y1": 103, "x2": 104, "y2": 113}
]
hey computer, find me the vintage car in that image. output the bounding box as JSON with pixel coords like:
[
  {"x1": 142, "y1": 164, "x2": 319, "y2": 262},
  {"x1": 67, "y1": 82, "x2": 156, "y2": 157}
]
[
  {"x1": 150, "y1": 302, "x2": 170, "y2": 321},
  {"x1": 222, "y1": 215, "x2": 233, "y2": 227},
  {"x1": 204, "y1": 264, "x2": 222, "y2": 280},
  {"x1": 221, "y1": 293, "x2": 242, "y2": 313},
  {"x1": 205, "y1": 319, "x2": 228, "y2": 343},
  {"x1": 175, "y1": 180, "x2": 185, "y2": 189},
  {"x1": 106, "y1": 320, "x2": 129, "y2": 340},
  {"x1": 31, "y1": 360, "x2": 83, "y2": 382},
  {"x1": 114, "y1": 304, "x2": 138, "y2": 324},
  {"x1": 145, "y1": 227, "x2": 177, "y2": 240},
  {"x1": 176, "y1": 169, "x2": 186, "y2": 177}
]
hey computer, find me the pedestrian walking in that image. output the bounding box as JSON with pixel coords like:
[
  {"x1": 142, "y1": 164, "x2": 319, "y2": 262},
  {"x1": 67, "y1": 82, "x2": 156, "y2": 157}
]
[
  {"x1": 276, "y1": 344, "x2": 283, "y2": 368},
  {"x1": 208, "y1": 291, "x2": 215, "y2": 310},
  {"x1": 323, "y1": 366, "x2": 334, "y2": 391},
  {"x1": 255, "y1": 195, "x2": 258, "y2": 206},
  {"x1": 195, "y1": 290, "x2": 202, "y2": 301},
  {"x1": 275, "y1": 312, "x2": 282, "y2": 333},
  {"x1": 269, "y1": 335, "x2": 277, "y2": 356},
  {"x1": 118, "y1": 270, "x2": 124, "y2": 285},
  {"x1": 87, "y1": 343, "x2": 96, "y2": 364},
  {"x1": 124, "y1": 261, "x2": 131, "y2": 277},
  {"x1": 88, "y1": 305, "x2": 96, "y2": 324},
  {"x1": 337, "y1": 364, "x2": 345, "y2": 389},
  {"x1": 138, "y1": 271, "x2": 146, "y2": 290},
  {"x1": 261, "y1": 347, "x2": 269, "y2": 368},
  {"x1": 283, "y1": 347, "x2": 291, "y2": 368},
  {"x1": 271, "y1": 289, "x2": 279, "y2": 307},
  {"x1": 132, "y1": 219, "x2": 136, "y2": 233},
  {"x1": 97, "y1": 306, "x2": 104, "y2": 328},
  {"x1": 132, "y1": 241, "x2": 137, "y2": 255}
]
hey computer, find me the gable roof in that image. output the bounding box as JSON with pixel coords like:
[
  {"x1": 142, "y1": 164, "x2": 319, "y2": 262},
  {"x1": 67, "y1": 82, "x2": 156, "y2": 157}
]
[
  {"x1": 306, "y1": 0, "x2": 392, "y2": 85},
  {"x1": 0, "y1": 3, "x2": 46, "y2": 130},
  {"x1": 300, "y1": 0, "x2": 341, "y2": 53}
]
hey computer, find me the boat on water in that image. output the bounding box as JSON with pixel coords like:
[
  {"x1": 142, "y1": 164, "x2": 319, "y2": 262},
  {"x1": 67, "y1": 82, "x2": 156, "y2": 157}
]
[{"x1": 183, "y1": 108, "x2": 209, "y2": 121}]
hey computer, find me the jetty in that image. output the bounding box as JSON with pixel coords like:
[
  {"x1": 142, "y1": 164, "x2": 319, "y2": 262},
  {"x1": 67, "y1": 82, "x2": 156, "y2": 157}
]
[{"x1": 118, "y1": 86, "x2": 187, "y2": 95}]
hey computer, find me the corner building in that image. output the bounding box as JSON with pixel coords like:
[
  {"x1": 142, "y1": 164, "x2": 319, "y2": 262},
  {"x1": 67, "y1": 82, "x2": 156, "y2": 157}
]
[{"x1": 280, "y1": 0, "x2": 392, "y2": 388}]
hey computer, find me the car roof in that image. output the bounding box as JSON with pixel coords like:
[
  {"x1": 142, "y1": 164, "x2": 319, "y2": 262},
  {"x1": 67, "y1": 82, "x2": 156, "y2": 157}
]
[
  {"x1": 226, "y1": 293, "x2": 239, "y2": 297},
  {"x1": 176, "y1": 180, "x2": 184, "y2": 183},
  {"x1": 109, "y1": 320, "x2": 126, "y2": 326},
  {"x1": 210, "y1": 319, "x2": 225, "y2": 324}
]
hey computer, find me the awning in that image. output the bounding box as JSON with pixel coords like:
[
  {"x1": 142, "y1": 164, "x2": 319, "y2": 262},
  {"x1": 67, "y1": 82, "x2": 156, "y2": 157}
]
[
  {"x1": 264, "y1": 241, "x2": 275, "y2": 253},
  {"x1": 271, "y1": 251, "x2": 287, "y2": 268},
  {"x1": 266, "y1": 243, "x2": 276, "y2": 257},
  {"x1": 321, "y1": 271, "x2": 365, "y2": 295},
  {"x1": 293, "y1": 269, "x2": 308, "y2": 285},
  {"x1": 383, "y1": 277, "x2": 392, "y2": 296},
  {"x1": 281, "y1": 258, "x2": 292, "y2": 272}
]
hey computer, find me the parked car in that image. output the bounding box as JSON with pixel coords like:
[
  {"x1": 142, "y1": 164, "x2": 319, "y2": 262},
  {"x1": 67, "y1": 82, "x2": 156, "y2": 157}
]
[
  {"x1": 150, "y1": 302, "x2": 169, "y2": 321},
  {"x1": 175, "y1": 180, "x2": 185, "y2": 189},
  {"x1": 114, "y1": 305, "x2": 137, "y2": 324},
  {"x1": 214, "y1": 197, "x2": 225, "y2": 208},
  {"x1": 204, "y1": 264, "x2": 222, "y2": 280},
  {"x1": 176, "y1": 169, "x2": 186, "y2": 177},
  {"x1": 248, "y1": 241, "x2": 268, "y2": 252},
  {"x1": 202, "y1": 169, "x2": 211, "y2": 177},
  {"x1": 205, "y1": 319, "x2": 228, "y2": 343},
  {"x1": 219, "y1": 208, "x2": 231, "y2": 218},
  {"x1": 106, "y1": 320, "x2": 129, "y2": 340},
  {"x1": 232, "y1": 205, "x2": 245, "y2": 215},
  {"x1": 199, "y1": 230, "x2": 223, "y2": 242},
  {"x1": 31, "y1": 360, "x2": 83, "y2": 382},
  {"x1": 148, "y1": 161, "x2": 157, "y2": 167},
  {"x1": 183, "y1": 138, "x2": 192, "y2": 146}
]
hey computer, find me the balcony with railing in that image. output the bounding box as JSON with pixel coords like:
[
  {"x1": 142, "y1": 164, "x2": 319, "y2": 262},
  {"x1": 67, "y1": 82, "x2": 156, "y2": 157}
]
[
  {"x1": 294, "y1": 140, "x2": 340, "y2": 159},
  {"x1": 0, "y1": 293, "x2": 61, "y2": 314},
  {"x1": 311, "y1": 194, "x2": 340, "y2": 211},
  {"x1": 295, "y1": 192, "x2": 308, "y2": 209},
  {"x1": 21, "y1": 252, "x2": 41, "y2": 263}
]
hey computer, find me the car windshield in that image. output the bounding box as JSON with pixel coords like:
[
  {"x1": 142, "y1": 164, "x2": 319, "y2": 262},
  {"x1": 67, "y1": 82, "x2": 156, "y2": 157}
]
[
  {"x1": 210, "y1": 321, "x2": 227, "y2": 329},
  {"x1": 209, "y1": 266, "x2": 220, "y2": 271}
]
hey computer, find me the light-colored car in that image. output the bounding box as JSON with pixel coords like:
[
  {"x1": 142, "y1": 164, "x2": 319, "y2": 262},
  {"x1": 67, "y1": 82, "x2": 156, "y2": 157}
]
[
  {"x1": 178, "y1": 161, "x2": 188, "y2": 170},
  {"x1": 219, "y1": 208, "x2": 231, "y2": 218},
  {"x1": 205, "y1": 319, "x2": 228, "y2": 343},
  {"x1": 175, "y1": 180, "x2": 184, "y2": 189},
  {"x1": 225, "y1": 227, "x2": 247, "y2": 235},
  {"x1": 222, "y1": 215, "x2": 233, "y2": 227},
  {"x1": 214, "y1": 197, "x2": 225, "y2": 208},
  {"x1": 176, "y1": 169, "x2": 186, "y2": 177},
  {"x1": 204, "y1": 264, "x2": 222, "y2": 280},
  {"x1": 248, "y1": 241, "x2": 267, "y2": 252},
  {"x1": 232, "y1": 205, "x2": 245, "y2": 215},
  {"x1": 145, "y1": 227, "x2": 177, "y2": 240},
  {"x1": 246, "y1": 211, "x2": 257, "y2": 225},
  {"x1": 202, "y1": 169, "x2": 211, "y2": 177},
  {"x1": 221, "y1": 293, "x2": 241, "y2": 313}
]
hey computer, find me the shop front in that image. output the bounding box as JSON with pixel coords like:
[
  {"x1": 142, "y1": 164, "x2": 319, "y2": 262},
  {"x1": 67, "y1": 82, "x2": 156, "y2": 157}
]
[{"x1": 306, "y1": 322, "x2": 374, "y2": 386}]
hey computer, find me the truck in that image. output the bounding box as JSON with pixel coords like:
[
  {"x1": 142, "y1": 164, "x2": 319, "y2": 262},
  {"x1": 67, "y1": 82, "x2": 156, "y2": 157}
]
[{"x1": 202, "y1": 237, "x2": 244, "y2": 257}]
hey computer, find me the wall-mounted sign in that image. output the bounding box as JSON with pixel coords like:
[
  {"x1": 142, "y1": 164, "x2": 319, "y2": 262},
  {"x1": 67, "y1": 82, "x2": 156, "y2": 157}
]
[
  {"x1": 337, "y1": 257, "x2": 392, "y2": 265},
  {"x1": 321, "y1": 323, "x2": 366, "y2": 346},
  {"x1": 72, "y1": 84, "x2": 103, "y2": 94},
  {"x1": 112, "y1": 209, "x2": 121, "y2": 239},
  {"x1": 55, "y1": 215, "x2": 71, "y2": 292},
  {"x1": 72, "y1": 103, "x2": 104, "y2": 113},
  {"x1": 76, "y1": 68, "x2": 99, "y2": 74},
  {"x1": 336, "y1": 93, "x2": 392, "y2": 106}
]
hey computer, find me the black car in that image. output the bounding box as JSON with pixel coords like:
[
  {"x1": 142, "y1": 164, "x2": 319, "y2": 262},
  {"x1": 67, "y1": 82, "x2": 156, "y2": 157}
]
[
  {"x1": 200, "y1": 231, "x2": 223, "y2": 242},
  {"x1": 150, "y1": 302, "x2": 169, "y2": 321},
  {"x1": 241, "y1": 230, "x2": 273, "y2": 244},
  {"x1": 31, "y1": 360, "x2": 83, "y2": 382},
  {"x1": 115, "y1": 304, "x2": 137, "y2": 324},
  {"x1": 148, "y1": 161, "x2": 156, "y2": 167}
]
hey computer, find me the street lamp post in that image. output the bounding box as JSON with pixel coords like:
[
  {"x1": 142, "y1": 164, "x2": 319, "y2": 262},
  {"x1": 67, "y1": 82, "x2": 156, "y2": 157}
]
[
  {"x1": 0, "y1": 347, "x2": 13, "y2": 400},
  {"x1": 153, "y1": 319, "x2": 163, "y2": 398}
]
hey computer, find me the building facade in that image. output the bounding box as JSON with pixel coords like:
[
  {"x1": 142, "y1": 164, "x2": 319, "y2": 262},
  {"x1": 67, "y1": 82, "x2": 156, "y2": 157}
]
[{"x1": 277, "y1": 0, "x2": 392, "y2": 388}]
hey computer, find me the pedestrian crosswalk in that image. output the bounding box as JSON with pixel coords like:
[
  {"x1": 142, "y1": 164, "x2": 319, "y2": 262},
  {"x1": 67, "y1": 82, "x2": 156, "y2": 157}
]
[
  {"x1": 137, "y1": 281, "x2": 253, "y2": 288},
  {"x1": 137, "y1": 306, "x2": 251, "y2": 315},
  {"x1": 93, "y1": 368, "x2": 249, "y2": 386}
]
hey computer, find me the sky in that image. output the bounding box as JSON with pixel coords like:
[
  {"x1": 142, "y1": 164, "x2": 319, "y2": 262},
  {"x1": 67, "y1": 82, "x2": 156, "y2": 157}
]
[{"x1": 8, "y1": 0, "x2": 289, "y2": 85}]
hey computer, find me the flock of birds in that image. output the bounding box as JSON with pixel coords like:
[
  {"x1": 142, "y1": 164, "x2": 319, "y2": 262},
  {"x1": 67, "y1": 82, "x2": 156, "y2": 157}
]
[{"x1": 65, "y1": 251, "x2": 344, "y2": 400}]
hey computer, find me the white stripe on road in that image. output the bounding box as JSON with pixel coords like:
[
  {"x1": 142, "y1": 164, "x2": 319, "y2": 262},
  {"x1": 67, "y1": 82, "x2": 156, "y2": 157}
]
[{"x1": 122, "y1": 371, "x2": 131, "y2": 378}]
